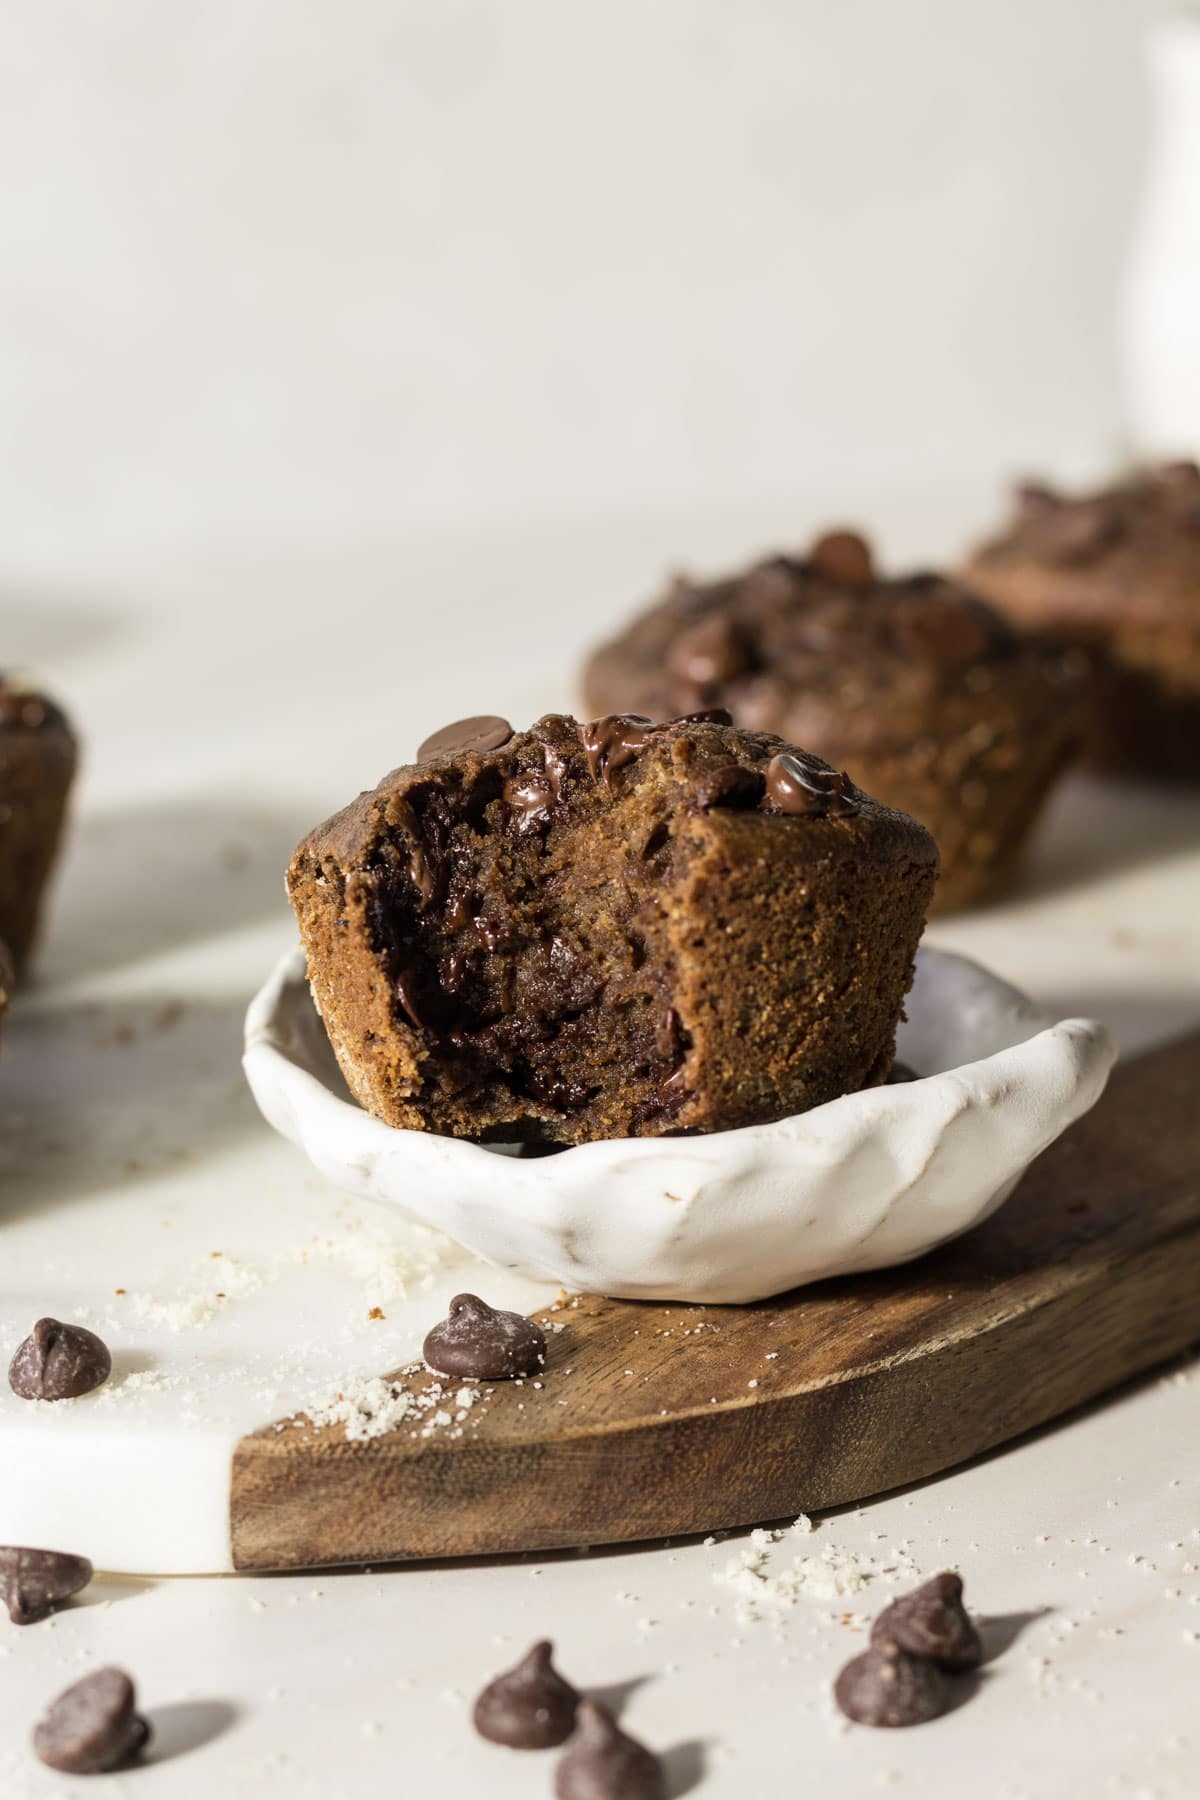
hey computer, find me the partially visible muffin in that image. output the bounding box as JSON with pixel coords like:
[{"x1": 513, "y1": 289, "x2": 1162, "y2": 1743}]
[
  {"x1": 583, "y1": 532, "x2": 1088, "y2": 912},
  {"x1": 962, "y1": 460, "x2": 1200, "y2": 781},
  {"x1": 0, "y1": 678, "x2": 79, "y2": 973},
  {"x1": 288, "y1": 710, "x2": 937, "y2": 1146}
]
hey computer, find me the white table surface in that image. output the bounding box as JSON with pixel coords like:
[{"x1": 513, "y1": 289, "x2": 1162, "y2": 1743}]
[{"x1": 2, "y1": 497, "x2": 1199, "y2": 1798}]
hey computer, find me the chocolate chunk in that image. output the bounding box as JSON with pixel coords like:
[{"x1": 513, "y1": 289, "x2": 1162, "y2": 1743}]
[
  {"x1": 0, "y1": 1547, "x2": 93, "y2": 1625},
  {"x1": 1027, "y1": 499, "x2": 1120, "y2": 566},
  {"x1": 473, "y1": 1639, "x2": 579, "y2": 1749},
  {"x1": 504, "y1": 771, "x2": 559, "y2": 826},
  {"x1": 884, "y1": 1061, "x2": 917, "y2": 1084},
  {"x1": 9, "y1": 1318, "x2": 112, "y2": 1401},
  {"x1": 809, "y1": 529, "x2": 874, "y2": 587},
  {"x1": 668, "y1": 707, "x2": 734, "y2": 727},
  {"x1": 833, "y1": 1640, "x2": 948, "y2": 1728},
  {"x1": 33, "y1": 1667, "x2": 151, "y2": 1774},
  {"x1": 578, "y1": 715, "x2": 655, "y2": 788},
  {"x1": 554, "y1": 1701, "x2": 666, "y2": 1800},
  {"x1": 417, "y1": 716, "x2": 514, "y2": 762},
  {"x1": 695, "y1": 763, "x2": 765, "y2": 811},
  {"x1": 762, "y1": 752, "x2": 858, "y2": 819},
  {"x1": 870, "y1": 1571, "x2": 982, "y2": 1671},
  {"x1": 667, "y1": 614, "x2": 752, "y2": 686},
  {"x1": 422, "y1": 1293, "x2": 546, "y2": 1380}
]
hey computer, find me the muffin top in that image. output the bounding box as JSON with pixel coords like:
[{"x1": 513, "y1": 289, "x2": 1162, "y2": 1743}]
[
  {"x1": 583, "y1": 531, "x2": 1086, "y2": 760},
  {"x1": 964, "y1": 460, "x2": 1200, "y2": 630},
  {"x1": 297, "y1": 707, "x2": 938, "y2": 884}
]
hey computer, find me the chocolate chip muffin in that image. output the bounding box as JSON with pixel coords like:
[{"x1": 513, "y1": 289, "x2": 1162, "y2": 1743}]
[
  {"x1": 0, "y1": 679, "x2": 78, "y2": 973},
  {"x1": 962, "y1": 461, "x2": 1200, "y2": 781},
  {"x1": 288, "y1": 711, "x2": 937, "y2": 1146},
  {"x1": 582, "y1": 533, "x2": 1088, "y2": 912}
]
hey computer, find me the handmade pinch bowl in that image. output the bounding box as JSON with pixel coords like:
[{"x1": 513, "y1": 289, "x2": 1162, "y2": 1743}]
[{"x1": 243, "y1": 946, "x2": 1114, "y2": 1305}]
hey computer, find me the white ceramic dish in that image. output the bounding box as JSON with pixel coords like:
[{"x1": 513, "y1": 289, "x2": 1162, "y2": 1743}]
[{"x1": 243, "y1": 946, "x2": 1115, "y2": 1305}]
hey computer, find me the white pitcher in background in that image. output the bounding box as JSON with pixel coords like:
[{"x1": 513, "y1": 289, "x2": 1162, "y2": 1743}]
[{"x1": 1121, "y1": 10, "x2": 1200, "y2": 457}]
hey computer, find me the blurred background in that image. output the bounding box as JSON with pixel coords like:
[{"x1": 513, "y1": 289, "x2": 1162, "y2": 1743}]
[{"x1": 0, "y1": 0, "x2": 1191, "y2": 588}]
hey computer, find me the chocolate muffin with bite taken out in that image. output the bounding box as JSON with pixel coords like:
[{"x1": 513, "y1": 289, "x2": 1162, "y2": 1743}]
[
  {"x1": 961, "y1": 460, "x2": 1200, "y2": 781},
  {"x1": 287, "y1": 710, "x2": 937, "y2": 1146},
  {"x1": 582, "y1": 531, "x2": 1088, "y2": 912},
  {"x1": 0, "y1": 677, "x2": 78, "y2": 974}
]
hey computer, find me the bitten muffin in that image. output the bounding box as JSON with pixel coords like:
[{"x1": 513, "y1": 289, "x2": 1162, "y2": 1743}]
[
  {"x1": 582, "y1": 532, "x2": 1088, "y2": 913},
  {"x1": 0, "y1": 678, "x2": 78, "y2": 973},
  {"x1": 961, "y1": 460, "x2": 1200, "y2": 781},
  {"x1": 288, "y1": 711, "x2": 937, "y2": 1147}
]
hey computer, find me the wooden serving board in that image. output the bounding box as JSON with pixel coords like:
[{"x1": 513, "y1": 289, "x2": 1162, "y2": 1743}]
[{"x1": 231, "y1": 1031, "x2": 1200, "y2": 1570}]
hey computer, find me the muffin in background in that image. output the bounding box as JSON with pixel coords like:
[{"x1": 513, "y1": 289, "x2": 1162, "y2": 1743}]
[
  {"x1": 0, "y1": 678, "x2": 78, "y2": 974},
  {"x1": 962, "y1": 461, "x2": 1200, "y2": 782},
  {"x1": 582, "y1": 530, "x2": 1089, "y2": 913}
]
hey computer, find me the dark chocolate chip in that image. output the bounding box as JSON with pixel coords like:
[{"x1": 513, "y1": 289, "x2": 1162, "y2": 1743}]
[
  {"x1": 884, "y1": 1061, "x2": 918, "y2": 1085},
  {"x1": 504, "y1": 771, "x2": 558, "y2": 826},
  {"x1": 761, "y1": 752, "x2": 858, "y2": 819},
  {"x1": 578, "y1": 715, "x2": 655, "y2": 788},
  {"x1": 417, "y1": 715, "x2": 514, "y2": 762},
  {"x1": 423, "y1": 1294, "x2": 546, "y2": 1380},
  {"x1": 1025, "y1": 499, "x2": 1120, "y2": 566},
  {"x1": 9, "y1": 1319, "x2": 112, "y2": 1401},
  {"x1": 0, "y1": 1547, "x2": 93, "y2": 1625},
  {"x1": 554, "y1": 1700, "x2": 666, "y2": 1800},
  {"x1": 809, "y1": 529, "x2": 874, "y2": 587},
  {"x1": 695, "y1": 763, "x2": 765, "y2": 811},
  {"x1": 33, "y1": 1666, "x2": 152, "y2": 1774},
  {"x1": 833, "y1": 1640, "x2": 948, "y2": 1728},
  {"x1": 473, "y1": 1639, "x2": 580, "y2": 1749},
  {"x1": 870, "y1": 1571, "x2": 982, "y2": 1671},
  {"x1": 667, "y1": 614, "x2": 752, "y2": 686},
  {"x1": 668, "y1": 707, "x2": 734, "y2": 727},
  {"x1": 890, "y1": 594, "x2": 999, "y2": 668},
  {"x1": 1015, "y1": 480, "x2": 1062, "y2": 521}
]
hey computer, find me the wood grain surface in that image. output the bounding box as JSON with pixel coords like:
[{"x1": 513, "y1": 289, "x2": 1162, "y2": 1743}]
[{"x1": 230, "y1": 1030, "x2": 1200, "y2": 1571}]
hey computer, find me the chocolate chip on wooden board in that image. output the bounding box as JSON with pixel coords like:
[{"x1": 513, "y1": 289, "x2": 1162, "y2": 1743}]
[
  {"x1": 871, "y1": 1571, "x2": 982, "y2": 1670},
  {"x1": 833, "y1": 1640, "x2": 948, "y2": 1728},
  {"x1": 1, "y1": 1547, "x2": 93, "y2": 1624},
  {"x1": 554, "y1": 1701, "x2": 666, "y2": 1800},
  {"x1": 33, "y1": 1667, "x2": 151, "y2": 1774},
  {"x1": 473, "y1": 1639, "x2": 579, "y2": 1749},
  {"x1": 423, "y1": 1294, "x2": 546, "y2": 1381},
  {"x1": 8, "y1": 1318, "x2": 111, "y2": 1400}
]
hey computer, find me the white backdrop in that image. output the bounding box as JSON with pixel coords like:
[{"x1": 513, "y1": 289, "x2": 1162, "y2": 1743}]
[{"x1": 0, "y1": 0, "x2": 1163, "y2": 577}]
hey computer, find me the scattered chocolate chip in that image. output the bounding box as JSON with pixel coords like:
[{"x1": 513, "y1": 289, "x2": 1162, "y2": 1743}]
[
  {"x1": 870, "y1": 1571, "x2": 982, "y2": 1671},
  {"x1": 9, "y1": 1319, "x2": 112, "y2": 1401},
  {"x1": 761, "y1": 752, "x2": 858, "y2": 819},
  {"x1": 473, "y1": 1639, "x2": 580, "y2": 1749},
  {"x1": 578, "y1": 715, "x2": 655, "y2": 788},
  {"x1": 417, "y1": 716, "x2": 514, "y2": 762},
  {"x1": 833, "y1": 1639, "x2": 948, "y2": 1728},
  {"x1": 884, "y1": 1061, "x2": 918, "y2": 1085},
  {"x1": 554, "y1": 1700, "x2": 666, "y2": 1800},
  {"x1": 33, "y1": 1666, "x2": 151, "y2": 1774},
  {"x1": 667, "y1": 614, "x2": 752, "y2": 686},
  {"x1": 809, "y1": 528, "x2": 874, "y2": 587},
  {"x1": 423, "y1": 1293, "x2": 546, "y2": 1380},
  {"x1": 0, "y1": 1547, "x2": 93, "y2": 1625},
  {"x1": 695, "y1": 763, "x2": 765, "y2": 811}
]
